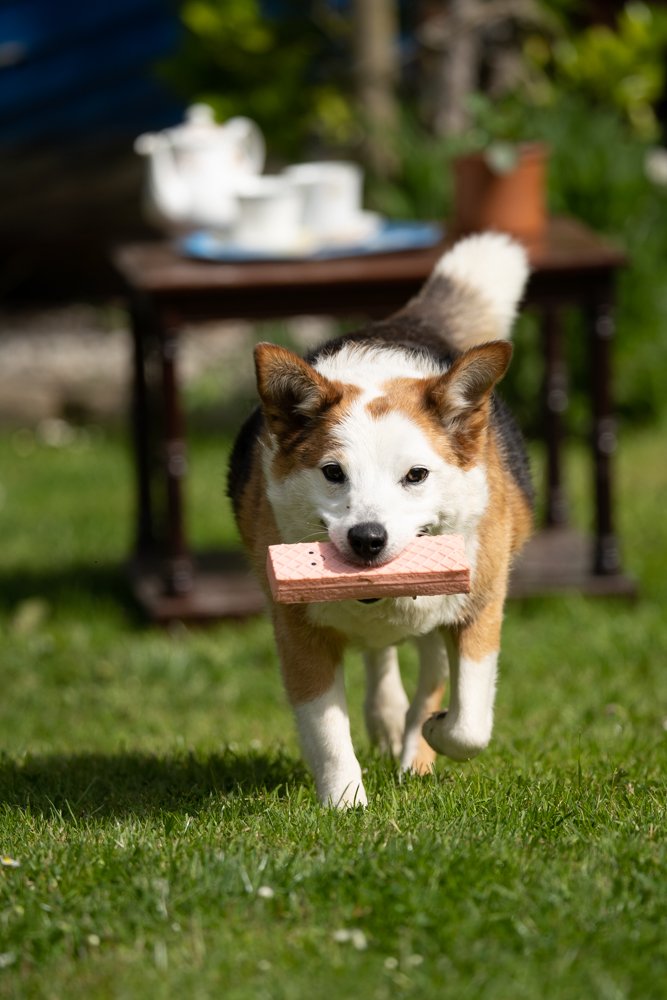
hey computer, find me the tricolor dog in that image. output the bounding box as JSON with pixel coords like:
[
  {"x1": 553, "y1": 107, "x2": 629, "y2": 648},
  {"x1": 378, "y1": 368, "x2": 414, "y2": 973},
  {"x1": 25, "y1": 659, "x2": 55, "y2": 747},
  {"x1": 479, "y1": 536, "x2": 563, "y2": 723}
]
[{"x1": 228, "y1": 233, "x2": 533, "y2": 807}]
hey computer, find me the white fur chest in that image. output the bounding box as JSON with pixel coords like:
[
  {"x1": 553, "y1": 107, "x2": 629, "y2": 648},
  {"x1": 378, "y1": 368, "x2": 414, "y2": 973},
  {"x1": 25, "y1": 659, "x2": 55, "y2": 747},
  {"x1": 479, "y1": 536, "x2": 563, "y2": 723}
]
[{"x1": 306, "y1": 589, "x2": 470, "y2": 648}]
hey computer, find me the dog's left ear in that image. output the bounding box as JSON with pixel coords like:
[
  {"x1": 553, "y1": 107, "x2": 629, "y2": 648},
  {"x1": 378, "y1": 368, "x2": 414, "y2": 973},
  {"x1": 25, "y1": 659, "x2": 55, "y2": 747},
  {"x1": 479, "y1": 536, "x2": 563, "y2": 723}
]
[
  {"x1": 254, "y1": 342, "x2": 340, "y2": 438},
  {"x1": 425, "y1": 341, "x2": 512, "y2": 427}
]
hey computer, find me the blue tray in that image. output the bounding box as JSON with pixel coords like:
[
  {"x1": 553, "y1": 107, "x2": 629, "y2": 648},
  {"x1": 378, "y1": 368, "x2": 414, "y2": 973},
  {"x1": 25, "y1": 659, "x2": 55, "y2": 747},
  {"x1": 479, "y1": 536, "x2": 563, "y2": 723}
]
[{"x1": 178, "y1": 220, "x2": 443, "y2": 263}]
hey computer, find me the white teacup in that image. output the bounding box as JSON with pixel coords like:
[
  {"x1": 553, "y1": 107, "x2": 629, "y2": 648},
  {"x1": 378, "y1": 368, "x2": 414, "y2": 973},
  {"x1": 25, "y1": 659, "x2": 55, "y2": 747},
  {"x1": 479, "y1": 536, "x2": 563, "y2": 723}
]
[
  {"x1": 232, "y1": 176, "x2": 303, "y2": 252},
  {"x1": 285, "y1": 161, "x2": 364, "y2": 239}
]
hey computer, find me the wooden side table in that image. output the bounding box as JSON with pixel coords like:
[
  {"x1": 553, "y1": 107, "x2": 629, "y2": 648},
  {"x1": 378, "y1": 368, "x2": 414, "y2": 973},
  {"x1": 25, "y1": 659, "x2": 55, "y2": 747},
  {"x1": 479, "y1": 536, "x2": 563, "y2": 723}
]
[{"x1": 113, "y1": 216, "x2": 636, "y2": 623}]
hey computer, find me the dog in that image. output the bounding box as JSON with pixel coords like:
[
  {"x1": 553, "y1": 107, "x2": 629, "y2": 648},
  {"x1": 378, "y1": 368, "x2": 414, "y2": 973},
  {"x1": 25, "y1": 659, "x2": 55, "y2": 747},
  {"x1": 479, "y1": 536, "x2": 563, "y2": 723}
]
[{"x1": 228, "y1": 232, "x2": 533, "y2": 807}]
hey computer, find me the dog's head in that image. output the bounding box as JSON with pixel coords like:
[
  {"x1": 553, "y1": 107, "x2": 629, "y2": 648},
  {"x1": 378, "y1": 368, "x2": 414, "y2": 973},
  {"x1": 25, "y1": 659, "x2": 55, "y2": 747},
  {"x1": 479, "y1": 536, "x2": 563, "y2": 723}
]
[{"x1": 254, "y1": 339, "x2": 511, "y2": 565}]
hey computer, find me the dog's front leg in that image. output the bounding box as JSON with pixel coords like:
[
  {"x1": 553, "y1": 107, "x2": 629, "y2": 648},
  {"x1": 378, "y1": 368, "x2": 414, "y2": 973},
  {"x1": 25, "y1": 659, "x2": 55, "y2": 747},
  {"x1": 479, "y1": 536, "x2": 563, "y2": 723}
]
[
  {"x1": 274, "y1": 606, "x2": 367, "y2": 808},
  {"x1": 422, "y1": 597, "x2": 503, "y2": 761},
  {"x1": 295, "y1": 668, "x2": 368, "y2": 808}
]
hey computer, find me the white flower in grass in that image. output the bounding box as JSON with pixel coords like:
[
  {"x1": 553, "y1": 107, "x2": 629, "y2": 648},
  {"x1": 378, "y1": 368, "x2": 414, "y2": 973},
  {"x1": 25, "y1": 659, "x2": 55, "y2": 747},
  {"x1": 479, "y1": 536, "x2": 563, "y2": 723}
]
[
  {"x1": 384, "y1": 954, "x2": 423, "y2": 971},
  {"x1": 645, "y1": 148, "x2": 667, "y2": 187},
  {"x1": 257, "y1": 885, "x2": 274, "y2": 899},
  {"x1": 333, "y1": 928, "x2": 367, "y2": 950}
]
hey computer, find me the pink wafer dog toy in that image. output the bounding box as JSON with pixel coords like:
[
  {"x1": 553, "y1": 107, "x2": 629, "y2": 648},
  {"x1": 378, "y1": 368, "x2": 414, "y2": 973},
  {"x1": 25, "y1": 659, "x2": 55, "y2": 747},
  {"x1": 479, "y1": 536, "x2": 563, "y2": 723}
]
[{"x1": 266, "y1": 534, "x2": 470, "y2": 604}]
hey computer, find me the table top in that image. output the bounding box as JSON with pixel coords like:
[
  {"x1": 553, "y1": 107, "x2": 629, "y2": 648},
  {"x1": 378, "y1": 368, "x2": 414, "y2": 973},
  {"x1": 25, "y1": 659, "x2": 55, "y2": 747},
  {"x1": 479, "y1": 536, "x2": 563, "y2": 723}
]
[{"x1": 113, "y1": 217, "x2": 627, "y2": 296}]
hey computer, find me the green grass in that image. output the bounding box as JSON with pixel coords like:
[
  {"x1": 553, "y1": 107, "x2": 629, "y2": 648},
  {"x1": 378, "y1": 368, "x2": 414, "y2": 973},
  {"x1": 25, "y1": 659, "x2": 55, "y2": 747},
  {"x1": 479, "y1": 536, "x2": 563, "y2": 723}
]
[{"x1": 0, "y1": 421, "x2": 666, "y2": 999}]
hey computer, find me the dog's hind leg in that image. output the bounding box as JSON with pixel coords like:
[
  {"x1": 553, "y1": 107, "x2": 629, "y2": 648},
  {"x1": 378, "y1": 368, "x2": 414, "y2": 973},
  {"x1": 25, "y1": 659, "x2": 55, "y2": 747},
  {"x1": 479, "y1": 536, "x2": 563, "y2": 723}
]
[
  {"x1": 400, "y1": 631, "x2": 448, "y2": 774},
  {"x1": 422, "y1": 598, "x2": 503, "y2": 761},
  {"x1": 364, "y1": 646, "x2": 409, "y2": 758}
]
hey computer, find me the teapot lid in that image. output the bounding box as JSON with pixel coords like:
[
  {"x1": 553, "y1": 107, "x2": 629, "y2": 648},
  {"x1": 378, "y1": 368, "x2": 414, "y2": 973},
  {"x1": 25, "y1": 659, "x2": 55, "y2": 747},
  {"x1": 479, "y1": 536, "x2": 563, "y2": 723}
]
[
  {"x1": 183, "y1": 104, "x2": 217, "y2": 129},
  {"x1": 166, "y1": 104, "x2": 220, "y2": 146}
]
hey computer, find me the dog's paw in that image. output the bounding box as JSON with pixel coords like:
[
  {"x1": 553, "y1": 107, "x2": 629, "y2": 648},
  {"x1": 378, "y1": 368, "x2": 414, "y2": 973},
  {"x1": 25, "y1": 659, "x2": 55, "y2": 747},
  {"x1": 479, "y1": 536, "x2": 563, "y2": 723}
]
[
  {"x1": 319, "y1": 777, "x2": 368, "y2": 809},
  {"x1": 399, "y1": 726, "x2": 436, "y2": 776},
  {"x1": 421, "y1": 710, "x2": 491, "y2": 762},
  {"x1": 315, "y1": 763, "x2": 368, "y2": 809},
  {"x1": 400, "y1": 743, "x2": 437, "y2": 776}
]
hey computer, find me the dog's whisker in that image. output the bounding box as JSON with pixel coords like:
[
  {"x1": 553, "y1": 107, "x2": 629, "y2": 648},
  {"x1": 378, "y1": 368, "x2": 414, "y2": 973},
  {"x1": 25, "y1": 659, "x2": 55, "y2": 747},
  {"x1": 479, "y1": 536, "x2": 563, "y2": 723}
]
[{"x1": 294, "y1": 526, "x2": 330, "y2": 544}]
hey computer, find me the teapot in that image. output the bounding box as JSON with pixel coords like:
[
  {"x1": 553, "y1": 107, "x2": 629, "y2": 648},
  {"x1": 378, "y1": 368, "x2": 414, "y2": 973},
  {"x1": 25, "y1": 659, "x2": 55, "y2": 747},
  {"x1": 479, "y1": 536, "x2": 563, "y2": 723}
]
[{"x1": 134, "y1": 104, "x2": 265, "y2": 232}]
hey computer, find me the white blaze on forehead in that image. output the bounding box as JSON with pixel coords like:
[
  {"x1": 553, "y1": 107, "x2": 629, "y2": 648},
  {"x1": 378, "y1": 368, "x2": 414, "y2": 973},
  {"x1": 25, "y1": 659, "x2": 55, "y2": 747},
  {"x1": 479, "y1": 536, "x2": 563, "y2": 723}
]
[
  {"x1": 314, "y1": 343, "x2": 444, "y2": 399},
  {"x1": 329, "y1": 402, "x2": 440, "y2": 477}
]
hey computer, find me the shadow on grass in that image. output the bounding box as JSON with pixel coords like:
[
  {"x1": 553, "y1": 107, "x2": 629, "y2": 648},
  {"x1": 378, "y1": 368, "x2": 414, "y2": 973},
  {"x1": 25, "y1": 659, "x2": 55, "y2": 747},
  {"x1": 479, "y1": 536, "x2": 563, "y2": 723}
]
[
  {"x1": 0, "y1": 548, "x2": 259, "y2": 628},
  {"x1": 0, "y1": 561, "x2": 142, "y2": 625},
  {"x1": 0, "y1": 748, "x2": 305, "y2": 819}
]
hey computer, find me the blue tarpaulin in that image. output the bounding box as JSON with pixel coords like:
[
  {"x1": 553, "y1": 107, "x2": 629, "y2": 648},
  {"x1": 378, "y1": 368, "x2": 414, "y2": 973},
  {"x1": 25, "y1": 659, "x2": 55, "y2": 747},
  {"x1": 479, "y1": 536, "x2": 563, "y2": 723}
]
[{"x1": 0, "y1": 0, "x2": 183, "y2": 145}]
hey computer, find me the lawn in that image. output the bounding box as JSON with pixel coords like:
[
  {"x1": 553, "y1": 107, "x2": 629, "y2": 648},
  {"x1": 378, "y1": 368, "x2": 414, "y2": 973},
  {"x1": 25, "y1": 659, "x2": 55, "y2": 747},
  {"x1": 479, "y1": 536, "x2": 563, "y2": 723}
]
[{"x1": 0, "y1": 418, "x2": 666, "y2": 999}]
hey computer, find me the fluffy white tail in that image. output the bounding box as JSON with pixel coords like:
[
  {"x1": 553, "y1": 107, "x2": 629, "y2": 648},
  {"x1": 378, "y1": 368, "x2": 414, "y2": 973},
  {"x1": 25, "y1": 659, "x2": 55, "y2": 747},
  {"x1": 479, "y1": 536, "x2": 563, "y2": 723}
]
[{"x1": 412, "y1": 232, "x2": 530, "y2": 350}]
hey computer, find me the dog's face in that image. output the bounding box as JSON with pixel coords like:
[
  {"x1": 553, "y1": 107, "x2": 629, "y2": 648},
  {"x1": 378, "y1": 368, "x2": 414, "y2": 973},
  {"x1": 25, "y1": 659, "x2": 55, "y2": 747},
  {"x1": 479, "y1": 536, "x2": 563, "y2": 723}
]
[{"x1": 255, "y1": 341, "x2": 511, "y2": 565}]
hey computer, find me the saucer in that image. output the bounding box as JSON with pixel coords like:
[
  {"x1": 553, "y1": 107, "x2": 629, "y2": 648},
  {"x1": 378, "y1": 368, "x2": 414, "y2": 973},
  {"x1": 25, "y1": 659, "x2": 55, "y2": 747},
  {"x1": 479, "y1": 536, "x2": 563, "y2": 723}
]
[
  {"x1": 179, "y1": 219, "x2": 443, "y2": 262},
  {"x1": 315, "y1": 210, "x2": 382, "y2": 245}
]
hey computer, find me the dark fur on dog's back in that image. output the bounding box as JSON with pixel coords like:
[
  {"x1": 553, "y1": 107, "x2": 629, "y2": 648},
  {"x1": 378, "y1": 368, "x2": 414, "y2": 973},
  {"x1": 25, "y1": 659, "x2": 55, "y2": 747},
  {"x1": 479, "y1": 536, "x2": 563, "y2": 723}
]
[{"x1": 228, "y1": 406, "x2": 263, "y2": 518}]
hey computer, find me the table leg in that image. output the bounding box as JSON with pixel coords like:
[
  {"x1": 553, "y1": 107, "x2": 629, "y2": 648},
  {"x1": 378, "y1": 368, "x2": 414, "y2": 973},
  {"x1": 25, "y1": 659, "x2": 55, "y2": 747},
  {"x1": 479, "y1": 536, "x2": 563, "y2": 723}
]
[
  {"x1": 158, "y1": 315, "x2": 194, "y2": 596},
  {"x1": 129, "y1": 295, "x2": 155, "y2": 557},
  {"x1": 542, "y1": 306, "x2": 569, "y2": 527},
  {"x1": 589, "y1": 291, "x2": 621, "y2": 575}
]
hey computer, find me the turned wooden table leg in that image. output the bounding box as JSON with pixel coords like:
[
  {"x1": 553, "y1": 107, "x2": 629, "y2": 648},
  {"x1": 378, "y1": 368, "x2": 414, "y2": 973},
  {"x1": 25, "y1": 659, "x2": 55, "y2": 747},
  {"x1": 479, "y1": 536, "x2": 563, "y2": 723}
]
[
  {"x1": 129, "y1": 294, "x2": 155, "y2": 558},
  {"x1": 589, "y1": 288, "x2": 621, "y2": 576},
  {"x1": 158, "y1": 314, "x2": 194, "y2": 596},
  {"x1": 542, "y1": 305, "x2": 569, "y2": 527}
]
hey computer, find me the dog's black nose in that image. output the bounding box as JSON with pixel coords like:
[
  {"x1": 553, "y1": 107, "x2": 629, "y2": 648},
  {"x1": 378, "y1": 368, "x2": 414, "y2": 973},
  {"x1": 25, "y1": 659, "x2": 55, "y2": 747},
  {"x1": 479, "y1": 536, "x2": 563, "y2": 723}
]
[{"x1": 347, "y1": 521, "x2": 388, "y2": 561}]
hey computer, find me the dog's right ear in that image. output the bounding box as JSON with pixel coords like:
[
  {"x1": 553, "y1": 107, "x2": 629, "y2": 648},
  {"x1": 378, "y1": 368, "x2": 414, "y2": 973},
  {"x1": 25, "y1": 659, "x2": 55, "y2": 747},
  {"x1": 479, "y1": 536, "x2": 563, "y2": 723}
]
[{"x1": 254, "y1": 343, "x2": 341, "y2": 439}]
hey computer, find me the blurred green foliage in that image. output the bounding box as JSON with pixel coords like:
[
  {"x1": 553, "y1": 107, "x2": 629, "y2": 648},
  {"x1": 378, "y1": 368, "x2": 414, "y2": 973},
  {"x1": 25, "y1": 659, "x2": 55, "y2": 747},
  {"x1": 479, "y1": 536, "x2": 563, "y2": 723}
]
[
  {"x1": 529, "y1": 2, "x2": 667, "y2": 140},
  {"x1": 160, "y1": 0, "x2": 358, "y2": 161},
  {"x1": 364, "y1": 114, "x2": 462, "y2": 222}
]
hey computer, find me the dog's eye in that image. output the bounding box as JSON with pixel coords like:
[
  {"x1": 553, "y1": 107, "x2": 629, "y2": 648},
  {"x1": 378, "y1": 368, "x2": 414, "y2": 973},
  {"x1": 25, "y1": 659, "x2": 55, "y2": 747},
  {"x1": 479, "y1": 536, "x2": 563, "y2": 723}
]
[
  {"x1": 403, "y1": 466, "x2": 429, "y2": 485},
  {"x1": 322, "y1": 463, "x2": 346, "y2": 484}
]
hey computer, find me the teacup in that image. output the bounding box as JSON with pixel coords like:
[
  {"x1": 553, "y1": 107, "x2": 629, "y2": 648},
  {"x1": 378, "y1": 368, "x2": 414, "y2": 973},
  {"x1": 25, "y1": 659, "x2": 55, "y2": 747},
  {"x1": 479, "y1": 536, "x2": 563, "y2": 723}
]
[
  {"x1": 232, "y1": 176, "x2": 304, "y2": 252},
  {"x1": 285, "y1": 161, "x2": 364, "y2": 239}
]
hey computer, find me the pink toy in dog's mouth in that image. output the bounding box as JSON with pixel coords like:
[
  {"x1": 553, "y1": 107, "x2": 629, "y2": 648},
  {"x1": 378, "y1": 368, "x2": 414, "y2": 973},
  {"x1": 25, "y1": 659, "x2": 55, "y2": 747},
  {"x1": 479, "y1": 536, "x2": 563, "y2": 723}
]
[{"x1": 266, "y1": 535, "x2": 470, "y2": 604}]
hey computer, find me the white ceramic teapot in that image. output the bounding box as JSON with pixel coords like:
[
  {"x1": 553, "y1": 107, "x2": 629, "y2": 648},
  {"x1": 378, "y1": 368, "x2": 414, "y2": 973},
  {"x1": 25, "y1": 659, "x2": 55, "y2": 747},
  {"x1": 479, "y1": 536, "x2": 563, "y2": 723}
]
[{"x1": 134, "y1": 104, "x2": 265, "y2": 232}]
